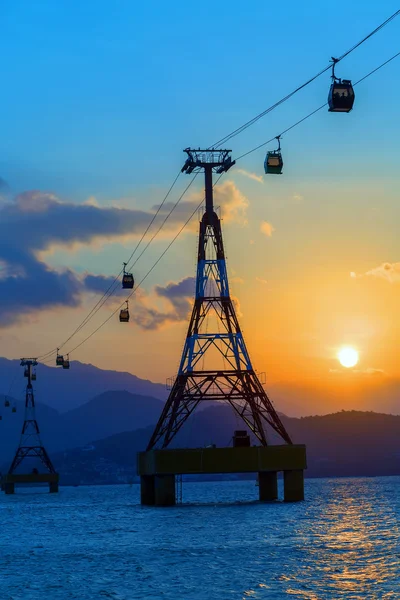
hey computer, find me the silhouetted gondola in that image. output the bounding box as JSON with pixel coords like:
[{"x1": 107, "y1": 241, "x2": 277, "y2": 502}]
[
  {"x1": 120, "y1": 301, "x2": 130, "y2": 323},
  {"x1": 122, "y1": 263, "x2": 134, "y2": 289},
  {"x1": 264, "y1": 136, "x2": 283, "y2": 174},
  {"x1": 328, "y1": 57, "x2": 355, "y2": 113}
]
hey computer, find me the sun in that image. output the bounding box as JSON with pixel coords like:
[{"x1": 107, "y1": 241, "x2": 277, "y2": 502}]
[{"x1": 338, "y1": 347, "x2": 359, "y2": 368}]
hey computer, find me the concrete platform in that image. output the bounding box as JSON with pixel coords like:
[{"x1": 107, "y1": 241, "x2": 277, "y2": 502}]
[
  {"x1": 2, "y1": 473, "x2": 59, "y2": 494},
  {"x1": 138, "y1": 445, "x2": 306, "y2": 505}
]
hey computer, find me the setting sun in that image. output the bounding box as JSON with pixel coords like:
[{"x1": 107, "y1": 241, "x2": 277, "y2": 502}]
[{"x1": 338, "y1": 347, "x2": 359, "y2": 368}]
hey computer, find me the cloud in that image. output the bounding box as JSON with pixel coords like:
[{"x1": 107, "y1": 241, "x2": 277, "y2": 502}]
[
  {"x1": 351, "y1": 262, "x2": 400, "y2": 283},
  {"x1": 230, "y1": 276, "x2": 244, "y2": 285},
  {"x1": 0, "y1": 190, "x2": 189, "y2": 326},
  {"x1": 236, "y1": 169, "x2": 263, "y2": 184},
  {"x1": 256, "y1": 277, "x2": 268, "y2": 284},
  {"x1": 260, "y1": 221, "x2": 275, "y2": 237},
  {"x1": 0, "y1": 180, "x2": 249, "y2": 327},
  {"x1": 131, "y1": 277, "x2": 195, "y2": 330},
  {"x1": 292, "y1": 194, "x2": 303, "y2": 203}
]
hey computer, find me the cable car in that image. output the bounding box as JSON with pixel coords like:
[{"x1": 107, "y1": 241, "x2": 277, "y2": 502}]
[
  {"x1": 328, "y1": 58, "x2": 355, "y2": 113},
  {"x1": 122, "y1": 263, "x2": 134, "y2": 289},
  {"x1": 4, "y1": 398, "x2": 10, "y2": 408},
  {"x1": 0, "y1": 415, "x2": 2, "y2": 421},
  {"x1": 56, "y1": 350, "x2": 64, "y2": 367},
  {"x1": 32, "y1": 370, "x2": 37, "y2": 381},
  {"x1": 120, "y1": 301, "x2": 130, "y2": 323},
  {"x1": 12, "y1": 406, "x2": 16, "y2": 413},
  {"x1": 264, "y1": 136, "x2": 283, "y2": 174},
  {"x1": 62, "y1": 355, "x2": 70, "y2": 370}
]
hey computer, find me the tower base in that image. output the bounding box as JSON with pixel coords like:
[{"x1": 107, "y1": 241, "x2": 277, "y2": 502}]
[
  {"x1": 2, "y1": 473, "x2": 59, "y2": 495},
  {"x1": 138, "y1": 445, "x2": 306, "y2": 506}
]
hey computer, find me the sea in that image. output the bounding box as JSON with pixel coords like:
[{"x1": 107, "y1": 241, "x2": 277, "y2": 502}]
[{"x1": 0, "y1": 477, "x2": 398, "y2": 599}]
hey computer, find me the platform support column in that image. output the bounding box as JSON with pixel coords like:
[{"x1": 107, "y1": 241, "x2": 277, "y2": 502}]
[
  {"x1": 154, "y1": 474, "x2": 176, "y2": 506},
  {"x1": 4, "y1": 482, "x2": 15, "y2": 495},
  {"x1": 140, "y1": 475, "x2": 155, "y2": 505},
  {"x1": 49, "y1": 481, "x2": 59, "y2": 493},
  {"x1": 284, "y1": 470, "x2": 304, "y2": 502},
  {"x1": 258, "y1": 471, "x2": 278, "y2": 501}
]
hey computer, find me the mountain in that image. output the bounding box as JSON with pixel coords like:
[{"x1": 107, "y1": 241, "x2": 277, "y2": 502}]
[
  {"x1": 0, "y1": 357, "x2": 167, "y2": 412},
  {"x1": 60, "y1": 391, "x2": 164, "y2": 449},
  {"x1": 0, "y1": 390, "x2": 165, "y2": 461},
  {"x1": 52, "y1": 409, "x2": 400, "y2": 484},
  {"x1": 2, "y1": 356, "x2": 400, "y2": 417}
]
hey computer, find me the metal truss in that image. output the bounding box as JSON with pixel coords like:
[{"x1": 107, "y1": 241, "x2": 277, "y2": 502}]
[
  {"x1": 147, "y1": 150, "x2": 292, "y2": 450},
  {"x1": 8, "y1": 361, "x2": 56, "y2": 475}
]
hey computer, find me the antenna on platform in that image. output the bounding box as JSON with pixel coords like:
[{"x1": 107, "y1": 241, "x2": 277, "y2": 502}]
[{"x1": 146, "y1": 148, "x2": 292, "y2": 450}]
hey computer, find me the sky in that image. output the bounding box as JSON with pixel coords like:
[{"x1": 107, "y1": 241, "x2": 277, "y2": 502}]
[{"x1": 1, "y1": 0, "x2": 400, "y2": 414}]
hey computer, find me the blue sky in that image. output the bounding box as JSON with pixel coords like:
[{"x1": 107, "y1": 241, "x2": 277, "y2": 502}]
[{"x1": 0, "y1": 1, "x2": 400, "y2": 392}]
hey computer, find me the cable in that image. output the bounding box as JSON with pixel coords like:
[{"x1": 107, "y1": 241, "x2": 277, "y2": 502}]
[
  {"x1": 46, "y1": 174, "x2": 224, "y2": 361},
  {"x1": 37, "y1": 170, "x2": 184, "y2": 360},
  {"x1": 212, "y1": 9, "x2": 400, "y2": 148},
  {"x1": 37, "y1": 38, "x2": 400, "y2": 363},
  {"x1": 234, "y1": 49, "x2": 400, "y2": 162}
]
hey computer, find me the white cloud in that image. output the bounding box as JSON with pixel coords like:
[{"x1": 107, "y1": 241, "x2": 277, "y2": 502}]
[
  {"x1": 260, "y1": 221, "x2": 275, "y2": 237},
  {"x1": 351, "y1": 262, "x2": 400, "y2": 283},
  {"x1": 256, "y1": 277, "x2": 268, "y2": 285},
  {"x1": 236, "y1": 169, "x2": 263, "y2": 184},
  {"x1": 292, "y1": 193, "x2": 303, "y2": 203}
]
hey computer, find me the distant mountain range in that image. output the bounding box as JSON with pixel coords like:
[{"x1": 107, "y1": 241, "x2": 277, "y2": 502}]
[
  {"x1": 2, "y1": 356, "x2": 400, "y2": 417},
  {"x1": 0, "y1": 357, "x2": 166, "y2": 412}
]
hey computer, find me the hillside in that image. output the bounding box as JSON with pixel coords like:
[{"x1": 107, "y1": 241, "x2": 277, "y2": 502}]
[
  {"x1": 53, "y1": 409, "x2": 400, "y2": 484},
  {"x1": 0, "y1": 390, "x2": 165, "y2": 462},
  {"x1": 0, "y1": 357, "x2": 167, "y2": 412}
]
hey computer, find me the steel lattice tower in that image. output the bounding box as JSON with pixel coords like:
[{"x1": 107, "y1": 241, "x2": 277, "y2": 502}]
[
  {"x1": 147, "y1": 149, "x2": 292, "y2": 450},
  {"x1": 8, "y1": 359, "x2": 57, "y2": 476}
]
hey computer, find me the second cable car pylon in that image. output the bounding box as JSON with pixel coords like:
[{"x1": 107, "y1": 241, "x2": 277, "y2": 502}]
[{"x1": 147, "y1": 148, "x2": 292, "y2": 450}]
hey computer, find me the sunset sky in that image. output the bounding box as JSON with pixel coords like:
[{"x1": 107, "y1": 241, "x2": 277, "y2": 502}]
[{"x1": 1, "y1": 1, "x2": 400, "y2": 415}]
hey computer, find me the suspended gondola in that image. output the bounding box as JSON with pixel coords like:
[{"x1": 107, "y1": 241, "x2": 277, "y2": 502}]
[
  {"x1": 56, "y1": 349, "x2": 64, "y2": 367},
  {"x1": 264, "y1": 136, "x2": 283, "y2": 174},
  {"x1": 31, "y1": 370, "x2": 37, "y2": 381},
  {"x1": 328, "y1": 57, "x2": 355, "y2": 113},
  {"x1": 62, "y1": 355, "x2": 70, "y2": 370},
  {"x1": 120, "y1": 300, "x2": 130, "y2": 323},
  {"x1": 122, "y1": 263, "x2": 134, "y2": 289},
  {"x1": 4, "y1": 397, "x2": 10, "y2": 408},
  {"x1": 12, "y1": 406, "x2": 16, "y2": 413}
]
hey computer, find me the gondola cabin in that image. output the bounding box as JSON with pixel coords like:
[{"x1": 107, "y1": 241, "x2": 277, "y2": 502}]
[
  {"x1": 4, "y1": 398, "x2": 10, "y2": 408},
  {"x1": 328, "y1": 79, "x2": 355, "y2": 113},
  {"x1": 12, "y1": 406, "x2": 16, "y2": 413},
  {"x1": 264, "y1": 151, "x2": 283, "y2": 175},
  {"x1": 62, "y1": 356, "x2": 70, "y2": 370},
  {"x1": 32, "y1": 371, "x2": 37, "y2": 381},
  {"x1": 122, "y1": 263, "x2": 134, "y2": 289},
  {"x1": 120, "y1": 308, "x2": 130, "y2": 322},
  {"x1": 122, "y1": 272, "x2": 134, "y2": 289},
  {"x1": 56, "y1": 354, "x2": 64, "y2": 367}
]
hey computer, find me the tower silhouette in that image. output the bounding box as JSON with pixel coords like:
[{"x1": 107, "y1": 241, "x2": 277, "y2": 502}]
[
  {"x1": 3, "y1": 359, "x2": 58, "y2": 494},
  {"x1": 147, "y1": 149, "x2": 292, "y2": 450}
]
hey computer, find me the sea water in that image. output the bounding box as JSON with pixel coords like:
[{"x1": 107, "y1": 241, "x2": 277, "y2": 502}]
[{"x1": 0, "y1": 477, "x2": 398, "y2": 599}]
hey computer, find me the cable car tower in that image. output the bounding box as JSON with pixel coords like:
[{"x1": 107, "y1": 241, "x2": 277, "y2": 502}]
[
  {"x1": 147, "y1": 148, "x2": 292, "y2": 450},
  {"x1": 2, "y1": 359, "x2": 59, "y2": 494}
]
